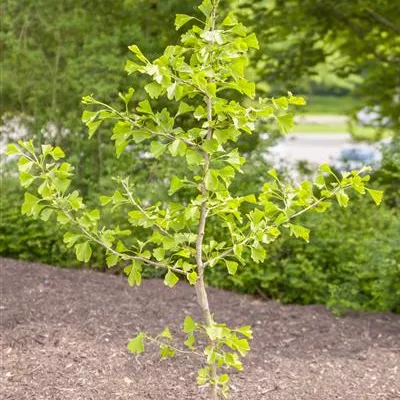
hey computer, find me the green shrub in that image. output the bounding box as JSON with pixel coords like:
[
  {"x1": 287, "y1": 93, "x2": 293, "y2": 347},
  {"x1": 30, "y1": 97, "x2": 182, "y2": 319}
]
[
  {"x1": 372, "y1": 137, "x2": 400, "y2": 209},
  {"x1": 0, "y1": 177, "x2": 106, "y2": 268},
  {"x1": 207, "y1": 195, "x2": 400, "y2": 313}
]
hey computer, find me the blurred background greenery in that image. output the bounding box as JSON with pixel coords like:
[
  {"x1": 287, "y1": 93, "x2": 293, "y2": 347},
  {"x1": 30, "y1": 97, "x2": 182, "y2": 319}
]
[{"x1": 1, "y1": 0, "x2": 399, "y2": 313}]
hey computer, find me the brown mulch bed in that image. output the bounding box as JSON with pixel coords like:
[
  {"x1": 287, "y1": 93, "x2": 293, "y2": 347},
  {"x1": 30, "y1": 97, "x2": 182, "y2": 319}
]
[{"x1": 1, "y1": 258, "x2": 399, "y2": 400}]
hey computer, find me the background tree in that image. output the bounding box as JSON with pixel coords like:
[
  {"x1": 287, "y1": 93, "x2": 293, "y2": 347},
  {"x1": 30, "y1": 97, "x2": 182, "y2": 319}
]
[{"x1": 239, "y1": 0, "x2": 400, "y2": 132}]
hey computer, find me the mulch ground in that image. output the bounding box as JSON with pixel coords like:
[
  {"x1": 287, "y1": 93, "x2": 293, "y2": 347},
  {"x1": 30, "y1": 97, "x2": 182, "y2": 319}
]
[{"x1": 1, "y1": 258, "x2": 399, "y2": 400}]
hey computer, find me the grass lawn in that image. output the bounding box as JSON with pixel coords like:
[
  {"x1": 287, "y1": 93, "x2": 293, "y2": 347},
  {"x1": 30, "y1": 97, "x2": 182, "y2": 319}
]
[
  {"x1": 292, "y1": 122, "x2": 392, "y2": 141},
  {"x1": 302, "y1": 95, "x2": 362, "y2": 115}
]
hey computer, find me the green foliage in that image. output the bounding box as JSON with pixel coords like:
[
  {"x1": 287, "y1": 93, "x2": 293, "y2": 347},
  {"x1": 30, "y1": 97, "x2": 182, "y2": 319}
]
[
  {"x1": 8, "y1": 1, "x2": 380, "y2": 398},
  {"x1": 0, "y1": 177, "x2": 108, "y2": 269},
  {"x1": 372, "y1": 138, "x2": 400, "y2": 208},
  {"x1": 239, "y1": 0, "x2": 400, "y2": 132},
  {"x1": 1, "y1": 0, "x2": 197, "y2": 204},
  {"x1": 207, "y1": 195, "x2": 400, "y2": 314}
]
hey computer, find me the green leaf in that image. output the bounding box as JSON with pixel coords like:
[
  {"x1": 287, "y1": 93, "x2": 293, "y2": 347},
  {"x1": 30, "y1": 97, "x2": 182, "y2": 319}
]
[
  {"x1": 225, "y1": 260, "x2": 238, "y2": 275},
  {"x1": 205, "y1": 170, "x2": 221, "y2": 192},
  {"x1": 168, "y1": 176, "x2": 184, "y2": 195},
  {"x1": 277, "y1": 113, "x2": 294, "y2": 134},
  {"x1": 50, "y1": 147, "x2": 65, "y2": 160},
  {"x1": 43, "y1": 145, "x2": 57, "y2": 158},
  {"x1": 18, "y1": 157, "x2": 33, "y2": 173},
  {"x1": 19, "y1": 171, "x2": 35, "y2": 188},
  {"x1": 231, "y1": 337, "x2": 250, "y2": 356},
  {"x1": 198, "y1": 0, "x2": 213, "y2": 17},
  {"x1": 244, "y1": 33, "x2": 259, "y2": 49},
  {"x1": 164, "y1": 270, "x2": 179, "y2": 288},
  {"x1": 63, "y1": 232, "x2": 81, "y2": 248},
  {"x1": 205, "y1": 325, "x2": 225, "y2": 341},
  {"x1": 169, "y1": 139, "x2": 187, "y2": 157},
  {"x1": 21, "y1": 192, "x2": 40, "y2": 216},
  {"x1": 315, "y1": 174, "x2": 326, "y2": 188},
  {"x1": 125, "y1": 60, "x2": 142, "y2": 74},
  {"x1": 183, "y1": 316, "x2": 196, "y2": 334},
  {"x1": 127, "y1": 333, "x2": 144, "y2": 354},
  {"x1": 231, "y1": 23, "x2": 247, "y2": 36},
  {"x1": 57, "y1": 212, "x2": 70, "y2": 225},
  {"x1": 206, "y1": 82, "x2": 217, "y2": 97},
  {"x1": 288, "y1": 224, "x2": 310, "y2": 242},
  {"x1": 128, "y1": 45, "x2": 148, "y2": 63},
  {"x1": 218, "y1": 374, "x2": 229, "y2": 385},
  {"x1": 186, "y1": 149, "x2": 203, "y2": 166},
  {"x1": 167, "y1": 82, "x2": 178, "y2": 100},
  {"x1": 116, "y1": 240, "x2": 128, "y2": 252},
  {"x1": 230, "y1": 57, "x2": 247, "y2": 79},
  {"x1": 75, "y1": 242, "x2": 92, "y2": 263},
  {"x1": 214, "y1": 128, "x2": 240, "y2": 144},
  {"x1": 81, "y1": 110, "x2": 97, "y2": 123},
  {"x1": 176, "y1": 248, "x2": 191, "y2": 258},
  {"x1": 336, "y1": 190, "x2": 349, "y2": 207},
  {"x1": 177, "y1": 102, "x2": 194, "y2": 116},
  {"x1": 137, "y1": 99, "x2": 153, "y2": 114},
  {"x1": 238, "y1": 80, "x2": 255, "y2": 98},
  {"x1": 273, "y1": 96, "x2": 289, "y2": 110},
  {"x1": 100, "y1": 195, "x2": 112, "y2": 206},
  {"x1": 144, "y1": 82, "x2": 163, "y2": 99},
  {"x1": 18, "y1": 140, "x2": 35, "y2": 155},
  {"x1": 119, "y1": 87, "x2": 135, "y2": 106},
  {"x1": 153, "y1": 247, "x2": 165, "y2": 262},
  {"x1": 127, "y1": 260, "x2": 142, "y2": 286},
  {"x1": 175, "y1": 14, "x2": 193, "y2": 30},
  {"x1": 184, "y1": 333, "x2": 196, "y2": 349},
  {"x1": 160, "y1": 344, "x2": 175, "y2": 359},
  {"x1": 106, "y1": 254, "x2": 119, "y2": 268},
  {"x1": 367, "y1": 189, "x2": 383, "y2": 205},
  {"x1": 197, "y1": 367, "x2": 211, "y2": 385},
  {"x1": 187, "y1": 271, "x2": 198, "y2": 285},
  {"x1": 160, "y1": 327, "x2": 172, "y2": 340},
  {"x1": 194, "y1": 105, "x2": 207, "y2": 120},
  {"x1": 5, "y1": 143, "x2": 19, "y2": 155},
  {"x1": 53, "y1": 177, "x2": 71, "y2": 193},
  {"x1": 236, "y1": 325, "x2": 253, "y2": 339},
  {"x1": 320, "y1": 163, "x2": 334, "y2": 174},
  {"x1": 288, "y1": 94, "x2": 306, "y2": 105},
  {"x1": 202, "y1": 138, "x2": 219, "y2": 154},
  {"x1": 268, "y1": 169, "x2": 278, "y2": 180},
  {"x1": 87, "y1": 120, "x2": 102, "y2": 138},
  {"x1": 150, "y1": 141, "x2": 167, "y2": 158},
  {"x1": 132, "y1": 130, "x2": 151, "y2": 143},
  {"x1": 250, "y1": 243, "x2": 266, "y2": 263},
  {"x1": 222, "y1": 12, "x2": 238, "y2": 26}
]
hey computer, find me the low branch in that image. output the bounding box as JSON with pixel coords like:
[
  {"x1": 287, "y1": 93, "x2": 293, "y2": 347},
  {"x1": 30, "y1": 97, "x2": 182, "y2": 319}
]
[{"x1": 203, "y1": 183, "x2": 353, "y2": 267}]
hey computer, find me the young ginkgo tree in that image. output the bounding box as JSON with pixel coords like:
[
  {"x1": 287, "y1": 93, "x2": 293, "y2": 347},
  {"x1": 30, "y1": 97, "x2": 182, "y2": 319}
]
[{"x1": 7, "y1": 0, "x2": 383, "y2": 398}]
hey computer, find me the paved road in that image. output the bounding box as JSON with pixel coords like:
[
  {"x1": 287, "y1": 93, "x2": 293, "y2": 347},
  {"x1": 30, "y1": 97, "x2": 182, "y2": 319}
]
[{"x1": 269, "y1": 133, "x2": 361, "y2": 165}]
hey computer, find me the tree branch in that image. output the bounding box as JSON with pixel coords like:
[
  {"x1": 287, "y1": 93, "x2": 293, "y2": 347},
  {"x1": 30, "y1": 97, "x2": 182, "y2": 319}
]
[{"x1": 364, "y1": 7, "x2": 400, "y2": 35}]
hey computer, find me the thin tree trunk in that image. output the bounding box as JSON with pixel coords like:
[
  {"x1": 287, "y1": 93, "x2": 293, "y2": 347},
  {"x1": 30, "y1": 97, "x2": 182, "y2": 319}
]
[{"x1": 194, "y1": 3, "x2": 220, "y2": 398}]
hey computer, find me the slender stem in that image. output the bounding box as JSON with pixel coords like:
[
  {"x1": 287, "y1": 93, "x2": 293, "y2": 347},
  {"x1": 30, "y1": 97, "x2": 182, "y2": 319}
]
[
  {"x1": 121, "y1": 180, "x2": 171, "y2": 237},
  {"x1": 92, "y1": 100, "x2": 201, "y2": 150},
  {"x1": 194, "y1": 2, "x2": 220, "y2": 399},
  {"x1": 59, "y1": 207, "x2": 186, "y2": 276},
  {"x1": 145, "y1": 335, "x2": 204, "y2": 358}
]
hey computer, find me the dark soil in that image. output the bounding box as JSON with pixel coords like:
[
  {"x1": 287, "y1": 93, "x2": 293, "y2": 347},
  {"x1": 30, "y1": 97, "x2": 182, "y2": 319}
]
[{"x1": 1, "y1": 258, "x2": 399, "y2": 400}]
